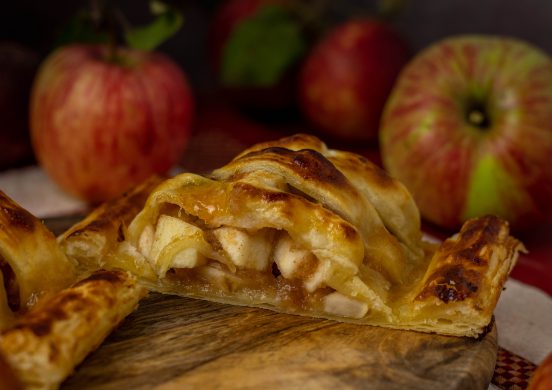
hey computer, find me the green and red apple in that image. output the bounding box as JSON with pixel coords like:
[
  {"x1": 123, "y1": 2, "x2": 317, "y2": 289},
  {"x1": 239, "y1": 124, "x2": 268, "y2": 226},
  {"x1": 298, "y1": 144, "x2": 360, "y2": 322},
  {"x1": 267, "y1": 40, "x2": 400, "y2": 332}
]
[
  {"x1": 380, "y1": 35, "x2": 552, "y2": 230},
  {"x1": 299, "y1": 19, "x2": 409, "y2": 141},
  {"x1": 30, "y1": 44, "x2": 194, "y2": 203}
]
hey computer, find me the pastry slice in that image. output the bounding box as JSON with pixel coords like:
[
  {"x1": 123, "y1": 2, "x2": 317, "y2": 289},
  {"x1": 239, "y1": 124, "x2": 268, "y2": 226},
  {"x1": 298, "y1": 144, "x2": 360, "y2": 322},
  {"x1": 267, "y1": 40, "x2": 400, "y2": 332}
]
[
  {"x1": 0, "y1": 191, "x2": 77, "y2": 331},
  {"x1": 405, "y1": 215, "x2": 522, "y2": 335},
  {"x1": 0, "y1": 269, "x2": 146, "y2": 390},
  {"x1": 0, "y1": 192, "x2": 147, "y2": 389},
  {"x1": 60, "y1": 134, "x2": 524, "y2": 337},
  {"x1": 58, "y1": 175, "x2": 163, "y2": 274}
]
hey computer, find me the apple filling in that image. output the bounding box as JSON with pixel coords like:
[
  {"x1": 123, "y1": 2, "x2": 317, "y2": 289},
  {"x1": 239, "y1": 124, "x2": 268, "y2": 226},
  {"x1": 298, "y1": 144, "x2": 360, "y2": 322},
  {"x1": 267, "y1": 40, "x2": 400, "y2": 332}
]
[{"x1": 136, "y1": 213, "x2": 370, "y2": 319}]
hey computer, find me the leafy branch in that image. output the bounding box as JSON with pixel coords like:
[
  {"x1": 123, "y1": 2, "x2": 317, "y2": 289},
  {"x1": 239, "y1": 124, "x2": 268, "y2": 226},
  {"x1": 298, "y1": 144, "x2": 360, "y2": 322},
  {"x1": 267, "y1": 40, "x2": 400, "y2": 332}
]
[{"x1": 56, "y1": 0, "x2": 184, "y2": 53}]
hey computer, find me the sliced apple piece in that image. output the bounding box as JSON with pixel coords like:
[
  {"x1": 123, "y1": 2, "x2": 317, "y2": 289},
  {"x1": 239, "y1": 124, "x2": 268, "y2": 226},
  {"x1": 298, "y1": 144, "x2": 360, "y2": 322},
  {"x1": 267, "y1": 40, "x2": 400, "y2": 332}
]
[
  {"x1": 273, "y1": 233, "x2": 327, "y2": 292},
  {"x1": 150, "y1": 216, "x2": 202, "y2": 260},
  {"x1": 171, "y1": 248, "x2": 206, "y2": 269},
  {"x1": 145, "y1": 215, "x2": 209, "y2": 276},
  {"x1": 322, "y1": 291, "x2": 368, "y2": 319},
  {"x1": 213, "y1": 227, "x2": 273, "y2": 271},
  {"x1": 138, "y1": 224, "x2": 154, "y2": 258}
]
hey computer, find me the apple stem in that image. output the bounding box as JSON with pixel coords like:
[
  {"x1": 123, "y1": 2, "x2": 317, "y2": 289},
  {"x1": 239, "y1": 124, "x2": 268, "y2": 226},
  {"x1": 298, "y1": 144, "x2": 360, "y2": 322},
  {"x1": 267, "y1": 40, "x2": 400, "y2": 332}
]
[
  {"x1": 106, "y1": 39, "x2": 118, "y2": 63},
  {"x1": 466, "y1": 101, "x2": 490, "y2": 129},
  {"x1": 468, "y1": 110, "x2": 491, "y2": 129},
  {"x1": 88, "y1": 0, "x2": 120, "y2": 62},
  {"x1": 469, "y1": 111, "x2": 485, "y2": 126},
  {"x1": 106, "y1": 7, "x2": 120, "y2": 62}
]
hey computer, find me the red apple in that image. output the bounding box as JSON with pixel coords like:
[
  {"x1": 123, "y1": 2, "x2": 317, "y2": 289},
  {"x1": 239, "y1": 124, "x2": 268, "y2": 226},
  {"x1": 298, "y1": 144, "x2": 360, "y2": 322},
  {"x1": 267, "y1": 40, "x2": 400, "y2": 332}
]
[
  {"x1": 529, "y1": 351, "x2": 552, "y2": 390},
  {"x1": 30, "y1": 44, "x2": 194, "y2": 203},
  {"x1": 380, "y1": 35, "x2": 552, "y2": 230},
  {"x1": 298, "y1": 19, "x2": 409, "y2": 141}
]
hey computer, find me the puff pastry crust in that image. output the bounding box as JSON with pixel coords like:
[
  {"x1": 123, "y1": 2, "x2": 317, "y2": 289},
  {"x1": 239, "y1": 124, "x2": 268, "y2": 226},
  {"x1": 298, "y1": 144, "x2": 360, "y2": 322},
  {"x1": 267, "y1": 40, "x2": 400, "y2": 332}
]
[
  {"x1": 0, "y1": 270, "x2": 146, "y2": 390},
  {"x1": 0, "y1": 191, "x2": 77, "y2": 331},
  {"x1": 60, "y1": 134, "x2": 524, "y2": 338},
  {"x1": 58, "y1": 176, "x2": 163, "y2": 273},
  {"x1": 0, "y1": 192, "x2": 147, "y2": 389}
]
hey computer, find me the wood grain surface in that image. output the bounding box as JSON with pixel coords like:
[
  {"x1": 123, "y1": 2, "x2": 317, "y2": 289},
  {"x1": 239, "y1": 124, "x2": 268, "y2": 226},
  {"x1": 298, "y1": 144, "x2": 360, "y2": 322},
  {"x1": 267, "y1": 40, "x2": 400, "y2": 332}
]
[
  {"x1": 60, "y1": 293, "x2": 497, "y2": 390},
  {"x1": 41, "y1": 216, "x2": 498, "y2": 390}
]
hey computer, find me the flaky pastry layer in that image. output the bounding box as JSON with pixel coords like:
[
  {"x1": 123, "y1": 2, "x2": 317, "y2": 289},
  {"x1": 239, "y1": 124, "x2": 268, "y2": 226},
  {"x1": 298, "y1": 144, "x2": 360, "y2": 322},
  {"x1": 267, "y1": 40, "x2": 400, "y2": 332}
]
[{"x1": 59, "y1": 134, "x2": 524, "y2": 338}]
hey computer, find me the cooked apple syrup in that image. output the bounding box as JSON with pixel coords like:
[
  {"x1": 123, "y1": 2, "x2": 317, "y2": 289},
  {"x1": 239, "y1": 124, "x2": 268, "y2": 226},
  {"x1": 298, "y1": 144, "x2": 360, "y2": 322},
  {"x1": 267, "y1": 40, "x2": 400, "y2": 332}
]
[{"x1": 137, "y1": 208, "x2": 371, "y2": 320}]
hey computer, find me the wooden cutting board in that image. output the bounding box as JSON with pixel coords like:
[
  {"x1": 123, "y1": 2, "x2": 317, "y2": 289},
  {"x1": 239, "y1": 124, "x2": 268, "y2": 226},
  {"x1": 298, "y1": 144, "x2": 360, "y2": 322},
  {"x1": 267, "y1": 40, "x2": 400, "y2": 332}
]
[
  {"x1": 45, "y1": 216, "x2": 497, "y2": 390},
  {"x1": 60, "y1": 293, "x2": 497, "y2": 390}
]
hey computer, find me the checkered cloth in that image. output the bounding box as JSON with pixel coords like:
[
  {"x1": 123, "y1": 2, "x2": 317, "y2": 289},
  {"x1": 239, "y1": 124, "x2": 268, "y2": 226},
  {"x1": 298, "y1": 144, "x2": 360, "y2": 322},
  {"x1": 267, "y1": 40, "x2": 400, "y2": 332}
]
[
  {"x1": 493, "y1": 347, "x2": 537, "y2": 390},
  {"x1": 489, "y1": 279, "x2": 552, "y2": 390}
]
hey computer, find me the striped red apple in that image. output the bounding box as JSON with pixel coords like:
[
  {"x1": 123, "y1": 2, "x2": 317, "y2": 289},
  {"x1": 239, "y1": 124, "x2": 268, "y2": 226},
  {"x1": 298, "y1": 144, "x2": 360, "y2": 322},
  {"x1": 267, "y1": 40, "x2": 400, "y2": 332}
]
[
  {"x1": 380, "y1": 35, "x2": 552, "y2": 230},
  {"x1": 30, "y1": 44, "x2": 194, "y2": 203}
]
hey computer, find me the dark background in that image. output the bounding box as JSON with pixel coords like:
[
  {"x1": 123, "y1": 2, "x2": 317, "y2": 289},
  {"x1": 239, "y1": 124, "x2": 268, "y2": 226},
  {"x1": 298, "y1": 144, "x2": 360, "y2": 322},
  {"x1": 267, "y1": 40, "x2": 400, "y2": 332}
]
[{"x1": 2, "y1": 0, "x2": 551, "y2": 96}]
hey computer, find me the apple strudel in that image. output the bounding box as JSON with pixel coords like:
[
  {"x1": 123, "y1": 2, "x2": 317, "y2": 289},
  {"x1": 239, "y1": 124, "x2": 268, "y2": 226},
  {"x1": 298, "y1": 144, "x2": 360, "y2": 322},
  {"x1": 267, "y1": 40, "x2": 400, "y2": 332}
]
[{"x1": 60, "y1": 134, "x2": 524, "y2": 337}]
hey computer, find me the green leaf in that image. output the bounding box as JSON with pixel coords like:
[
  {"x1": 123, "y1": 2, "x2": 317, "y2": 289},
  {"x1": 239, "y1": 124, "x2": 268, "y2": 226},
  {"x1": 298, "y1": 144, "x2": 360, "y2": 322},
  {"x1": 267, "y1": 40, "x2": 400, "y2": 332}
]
[
  {"x1": 125, "y1": 9, "x2": 183, "y2": 51},
  {"x1": 55, "y1": 10, "x2": 110, "y2": 47},
  {"x1": 221, "y1": 5, "x2": 306, "y2": 87}
]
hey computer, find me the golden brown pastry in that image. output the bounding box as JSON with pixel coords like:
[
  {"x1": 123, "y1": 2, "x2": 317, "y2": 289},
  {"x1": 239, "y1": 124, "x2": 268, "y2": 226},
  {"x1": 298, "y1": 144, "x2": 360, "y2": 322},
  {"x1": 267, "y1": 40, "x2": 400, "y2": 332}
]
[
  {"x1": 0, "y1": 192, "x2": 148, "y2": 389},
  {"x1": 58, "y1": 175, "x2": 163, "y2": 273},
  {"x1": 60, "y1": 134, "x2": 524, "y2": 337},
  {"x1": 0, "y1": 191, "x2": 76, "y2": 330},
  {"x1": 0, "y1": 270, "x2": 146, "y2": 390},
  {"x1": 0, "y1": 350, "x2": 21, "y2": 390},
  {"x1": 407, "y1": 215, "x2": 522, "y2": 335}
]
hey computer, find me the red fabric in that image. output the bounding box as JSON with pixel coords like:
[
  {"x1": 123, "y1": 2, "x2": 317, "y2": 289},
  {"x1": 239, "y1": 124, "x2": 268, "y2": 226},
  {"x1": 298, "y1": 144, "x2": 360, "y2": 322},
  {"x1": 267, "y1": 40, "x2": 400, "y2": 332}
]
[{"x1": 510, "y1": 222, "x2": 552, "y2": 297}]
